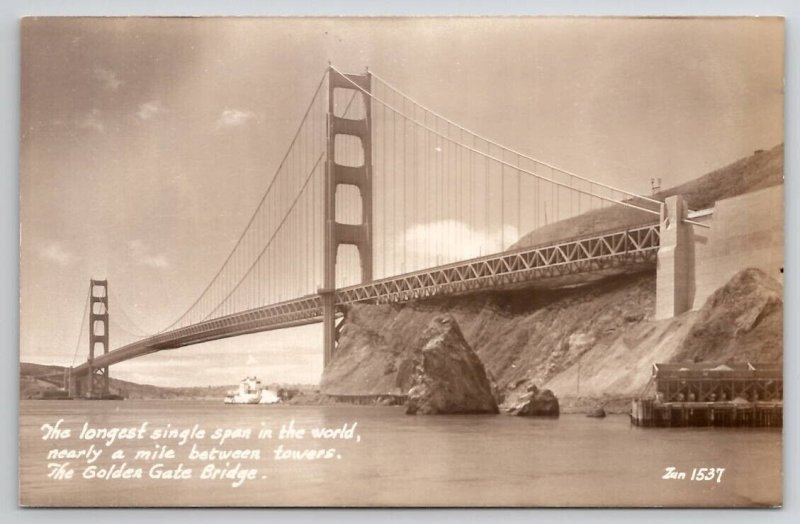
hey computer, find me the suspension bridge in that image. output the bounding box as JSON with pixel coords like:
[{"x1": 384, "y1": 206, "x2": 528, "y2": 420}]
[{"x1": 59, "y1": 65, "x2": 694, "y2": 398}]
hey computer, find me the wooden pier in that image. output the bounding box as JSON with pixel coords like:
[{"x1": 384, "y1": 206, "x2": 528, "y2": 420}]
[{"x1": 631, "y1": 362, "x2": 782, "y2": 428}]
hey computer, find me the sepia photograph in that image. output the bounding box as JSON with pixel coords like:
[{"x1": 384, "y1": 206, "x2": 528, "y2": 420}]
[{"x1": 18, "y1": 16, "x2": 784, "y2": 507}]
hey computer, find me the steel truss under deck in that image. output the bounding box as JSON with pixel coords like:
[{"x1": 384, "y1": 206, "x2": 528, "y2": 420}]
[{"x1": 72, "y1": 223, "x2": 659, "y2": 374}]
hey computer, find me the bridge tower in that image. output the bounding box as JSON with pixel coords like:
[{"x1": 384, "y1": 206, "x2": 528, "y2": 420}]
[
  {"x1": 87, "y1": 279, "x2": 110, "y2": 397},
  {"x1": 656, "y1": 196, "x2": 691, "y2": 319},
  {"x1": 320, "y1": 67, "x2": 373, "y2": 367}
]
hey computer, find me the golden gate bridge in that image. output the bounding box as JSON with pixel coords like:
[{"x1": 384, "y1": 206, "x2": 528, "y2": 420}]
[{"x1": 58, "y1": 65, "x2": 694, "y2": 398}]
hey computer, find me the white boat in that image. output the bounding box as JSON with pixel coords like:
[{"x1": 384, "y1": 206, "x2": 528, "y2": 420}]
[{"x1": 224, "y1": 376, "x2": 281, "y2": 405}]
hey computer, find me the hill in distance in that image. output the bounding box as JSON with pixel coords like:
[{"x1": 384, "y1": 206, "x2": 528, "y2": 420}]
[
  {"x1": 513, "y1": 143, "x2": 783, "y2": 249},
  {"x1": 20, "y1": 362, "x2": 234, "y2": 399},
  {"x1": 19, "y1": 362, "x2": 315, "y2": 400}
]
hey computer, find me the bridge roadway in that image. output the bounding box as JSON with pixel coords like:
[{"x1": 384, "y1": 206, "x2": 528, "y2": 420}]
[{"x1": 71, "y1": 222, "x2": 660, "y2": 375}]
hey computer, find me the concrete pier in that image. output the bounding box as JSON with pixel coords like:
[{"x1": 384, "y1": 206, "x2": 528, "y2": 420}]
[{"x1": 656, "y1": 196, "x2": 691, "y2": 319}]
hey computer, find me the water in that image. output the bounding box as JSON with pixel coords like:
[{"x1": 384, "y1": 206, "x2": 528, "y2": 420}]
[{"x1": 19, "y1": 400, "x2": 782, "y2": 507}]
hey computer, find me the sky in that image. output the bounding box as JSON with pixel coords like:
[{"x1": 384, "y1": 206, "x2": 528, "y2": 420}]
[{"x1": 19, "y1": 17, "x2": 784, "y2": 387}]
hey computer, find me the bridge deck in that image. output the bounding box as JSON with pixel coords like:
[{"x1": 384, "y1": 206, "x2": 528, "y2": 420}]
[{"x1": 72, "y1": 223, "x2": 659, "y2": 374}]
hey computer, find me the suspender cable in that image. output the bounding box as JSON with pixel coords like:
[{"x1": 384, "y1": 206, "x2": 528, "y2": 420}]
[
  {"x1": 330, "y1": 66, "x2": 660, "y2": 217},
  {"x1": 368, "y1": 70, "x2": 662, "y2": 208},
  {"x1": 71, "y1": 288, "x2": 91, "y2": 367},
  {"x1": 204, "y1": 153, "x2": 325, "y2": 320},
  {"x1": 161, "y1": 69, "x2": 329, "y2": 332}
]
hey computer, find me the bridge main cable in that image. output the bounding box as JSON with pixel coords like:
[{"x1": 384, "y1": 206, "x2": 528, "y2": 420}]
[
  {"x1": 368, "y1": 70, "x2": 663, "y2": 207},
  {"x1": 70, "y1": 287, "x2": 91, "y2": 368},
  {"x1": 202, "y1": 153, "x2": 325, "y2": 320},
  {"x1": 159, "y1": 69, "x2": 330, "y2": 333},
  {"x1": 331, "y1": 65, "x2": 660, "y2": 216}
]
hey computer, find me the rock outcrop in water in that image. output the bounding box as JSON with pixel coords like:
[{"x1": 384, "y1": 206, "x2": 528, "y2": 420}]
[
  {"x1": 507, "y1": 384, "x2": 559, "y2": 417},
  {"x1": 586, "y1": 406, "x2": 606, "y2": 418},
  {"x1": 405, "y1": 315, "x2": 499, "y2": 415}
]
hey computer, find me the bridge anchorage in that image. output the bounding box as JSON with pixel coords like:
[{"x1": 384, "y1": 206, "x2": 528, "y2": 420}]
[{"x1": 61, "y1": 64, "x2": 717, "y2": 396}]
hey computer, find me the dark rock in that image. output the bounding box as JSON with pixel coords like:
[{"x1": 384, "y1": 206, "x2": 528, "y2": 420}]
[
  {"x1": 586, "y1": 406, "x2": 606, "y2": 418},
  {"x1": 508, "y1": 384, "x2": 560, "y2": 417},
  {"x1": 405, "y1": 315, "x2": 499, "y2": 415},
  {"x1": 510, "y1": 378, "x2": 528, "y2": 390},
  {"x1": 624, "y1": 311, "x2": 645, "y2": 323},
  {"x1": 486, "y1": 371, "x2": 505, "y2": 405},
  {"x1": 277, "y1": 388, "x2": 299, "y2": 402}
]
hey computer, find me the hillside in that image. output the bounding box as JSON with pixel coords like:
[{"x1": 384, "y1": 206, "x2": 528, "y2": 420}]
[
  {"x1": 543, "y1": 268, "x2": 782, "y2": 401},
  {"x1": 513, "y1": 143, "x2": 783, "y2": 249},
  {"x1": 20, "y1": 362, "x2": 232, "y2": 400},
  {"x1": 323, "y1": 271, "x2": 659, "y2": 397},
  {"x1": 323, "y1": 268, "x2": 782, "y2": 412},
  {"x1": 672, "y1": 268, "x2": 783, "y2": 363}
]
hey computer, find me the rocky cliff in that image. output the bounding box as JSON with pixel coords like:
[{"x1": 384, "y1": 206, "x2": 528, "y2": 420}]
[
  {"x1": 322, "y1": 268, "x2": 782, "y2": 411},
  {"x1": 673, "y1": 268, "x2": 783, "y2": 363},
  {"x1": 321, "y1": 271, "x2": 655, "y2": 397}
]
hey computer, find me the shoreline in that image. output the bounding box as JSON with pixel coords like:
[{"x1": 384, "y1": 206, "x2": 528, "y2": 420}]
[{"x1": 21, "y1": 391, "x2": 633, "y2": 415}]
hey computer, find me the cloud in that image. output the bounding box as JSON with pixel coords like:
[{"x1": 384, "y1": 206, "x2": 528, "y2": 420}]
[
  {"x1": 128, "y1": 239, "x2": 169, "y2": 269},
  {"x1": 93, "y1": 67, "x2": 123, "y2": 91},
  {"x1": 78, "y1": 109, "x2": 104, "y2": 133},
  {"x1": 37, "y1": 241, "x2": 77, "y2": 266},
  {"x1": 136, "y1": 101, "x2": 165, "y2": 120},
  {"x1": 141, "y1": 254, "x2": 169, "y2": 268},
  {"x1": 216, "y1": 109, "x2": 257, "y2": 129},
  {"x1": 246, "y1": 355, "x2": 258, "y2": 366},
  {"x1": 400, "y1": 220, "x2": 519, "y2": 266}
]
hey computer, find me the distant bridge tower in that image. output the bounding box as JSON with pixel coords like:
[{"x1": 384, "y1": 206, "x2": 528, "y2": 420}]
[
  {"x1": 320, "y1": 67, "x2": 373, "y2": 367},
  {"x1": 68, "y1": 279, "x2": 110, "y2": 397},
  {"x1": 73, "y1": 279, "x2": 110, "y2": 398},
  {"x1": 89, "y1": 279, "x2": 110, "y2": 397}
]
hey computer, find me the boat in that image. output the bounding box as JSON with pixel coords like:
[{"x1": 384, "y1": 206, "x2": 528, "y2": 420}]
[{"x1": 224, "y1": 376, "x2": 281, "y2": 405}]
